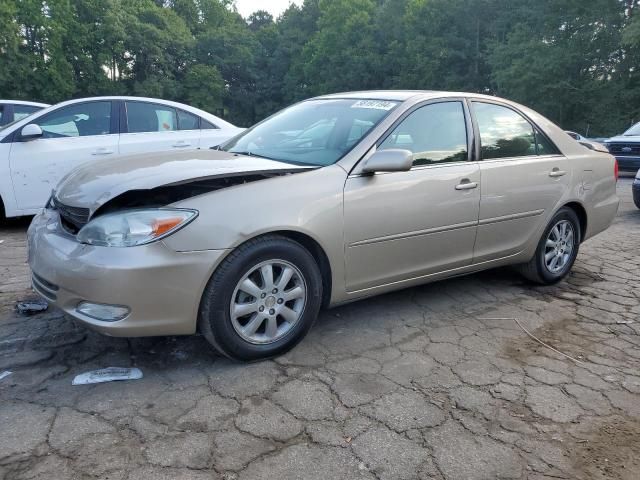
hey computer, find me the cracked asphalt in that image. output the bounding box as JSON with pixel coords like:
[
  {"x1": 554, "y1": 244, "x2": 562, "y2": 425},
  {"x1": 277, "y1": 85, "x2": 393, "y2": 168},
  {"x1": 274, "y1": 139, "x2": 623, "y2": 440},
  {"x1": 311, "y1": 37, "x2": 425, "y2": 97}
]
[{"x1": 1, "y1": 178, "x2": 639, "y2": 480}]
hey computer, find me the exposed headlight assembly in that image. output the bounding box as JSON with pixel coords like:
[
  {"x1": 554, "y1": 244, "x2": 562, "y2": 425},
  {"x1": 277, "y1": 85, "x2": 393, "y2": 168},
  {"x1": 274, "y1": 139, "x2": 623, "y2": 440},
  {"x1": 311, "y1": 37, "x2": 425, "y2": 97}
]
[{"x1": 77, "y1": 209, "x2": 198, "y2": 247}]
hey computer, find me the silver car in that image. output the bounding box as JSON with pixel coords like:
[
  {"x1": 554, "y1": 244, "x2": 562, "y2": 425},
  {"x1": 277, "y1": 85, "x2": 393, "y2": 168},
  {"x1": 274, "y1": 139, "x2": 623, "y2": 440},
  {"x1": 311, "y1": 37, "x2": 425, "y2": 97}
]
[{"x1": 27, "y1": 91, "x2": 619, "y2": 361}]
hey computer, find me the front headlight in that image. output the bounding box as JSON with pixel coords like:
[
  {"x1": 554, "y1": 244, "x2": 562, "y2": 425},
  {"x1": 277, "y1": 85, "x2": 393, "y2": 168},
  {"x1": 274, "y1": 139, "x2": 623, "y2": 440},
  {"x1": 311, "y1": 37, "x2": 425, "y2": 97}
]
[{"x1": 77, "y1": 209, "x2": 198, "y2": 247}]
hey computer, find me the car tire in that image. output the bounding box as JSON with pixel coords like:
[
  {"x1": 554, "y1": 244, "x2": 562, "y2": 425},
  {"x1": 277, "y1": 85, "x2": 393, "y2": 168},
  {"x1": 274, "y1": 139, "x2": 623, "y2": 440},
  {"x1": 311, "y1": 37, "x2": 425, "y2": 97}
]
[
  {"x1": 0, "y1": 197, "x2": 6, "y2": 226},
  {"x1": 517, "y1": 207, "x2": 581, "y2": 285},
  {"x1": 198, "y1": 234, "x2": 323, "y2": 361}
]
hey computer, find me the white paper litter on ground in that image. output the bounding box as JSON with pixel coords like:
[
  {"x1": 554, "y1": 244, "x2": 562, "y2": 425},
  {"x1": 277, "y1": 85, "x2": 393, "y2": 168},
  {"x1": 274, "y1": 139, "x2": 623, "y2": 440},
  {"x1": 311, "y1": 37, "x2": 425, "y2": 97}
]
[
  {"x1": 72, "y1": 367, "x2": 143, "y2": 385},
  {"x1": 0, "y1": 371, "x2": 12, "y2": 381}
]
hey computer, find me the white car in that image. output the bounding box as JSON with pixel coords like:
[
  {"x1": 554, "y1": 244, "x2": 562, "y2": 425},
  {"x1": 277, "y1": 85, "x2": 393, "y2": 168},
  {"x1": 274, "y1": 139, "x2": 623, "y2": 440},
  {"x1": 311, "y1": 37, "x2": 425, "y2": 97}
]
[
  {"x1": 0, "y1": 96, "x2": 243, "y2": 218},
  {"x1": 0, "y1": 100, "x2": 49, "y2": 126}
]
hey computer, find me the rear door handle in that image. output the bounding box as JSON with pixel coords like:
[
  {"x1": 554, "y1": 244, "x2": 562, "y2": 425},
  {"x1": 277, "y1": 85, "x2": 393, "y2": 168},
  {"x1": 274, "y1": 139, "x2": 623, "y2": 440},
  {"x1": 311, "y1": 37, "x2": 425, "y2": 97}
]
[
  {"x1": 549, "y1": 168, "x2": 567, "y2": 177},
  {"x1": 455, "y1": 181, "x2": 478, "y2": 190},
  {"x1": 92, "y1": 148, "x2": 114, "y2": 156},
  {"x1": 173, "y1": 141, "x2": 191, "y2": 148}
]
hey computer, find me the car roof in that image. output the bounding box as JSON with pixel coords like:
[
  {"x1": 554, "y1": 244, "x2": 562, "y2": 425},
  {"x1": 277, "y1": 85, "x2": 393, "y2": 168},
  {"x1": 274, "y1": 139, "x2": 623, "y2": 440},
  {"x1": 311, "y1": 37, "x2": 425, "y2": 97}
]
[
  {"x1": 2, "y1": 96, "x2": 237, "y2": 133},
  {"x1": 0, "y1": 100, "x2": 50, "y2": 107},
  {"x1": 315, "y1": 90, "x2": 433, "y2": 101},
  {"x1": 313, "y1": 90, "x2": 518, "y2": 103}
]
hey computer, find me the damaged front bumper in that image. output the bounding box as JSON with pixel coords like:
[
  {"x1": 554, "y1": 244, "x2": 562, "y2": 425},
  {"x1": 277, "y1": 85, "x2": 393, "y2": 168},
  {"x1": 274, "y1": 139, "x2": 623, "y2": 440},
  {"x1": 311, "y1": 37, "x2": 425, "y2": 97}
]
[{"x1": 27, "y1": 209, "x2": 228, "y2": 337}]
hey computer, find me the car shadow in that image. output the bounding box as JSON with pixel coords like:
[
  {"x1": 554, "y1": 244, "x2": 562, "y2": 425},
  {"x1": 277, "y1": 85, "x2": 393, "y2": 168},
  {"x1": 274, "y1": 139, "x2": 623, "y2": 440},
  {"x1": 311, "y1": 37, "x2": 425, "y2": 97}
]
[{"x1": 30, "y1": 265, "x2": 527, "y2": 373}]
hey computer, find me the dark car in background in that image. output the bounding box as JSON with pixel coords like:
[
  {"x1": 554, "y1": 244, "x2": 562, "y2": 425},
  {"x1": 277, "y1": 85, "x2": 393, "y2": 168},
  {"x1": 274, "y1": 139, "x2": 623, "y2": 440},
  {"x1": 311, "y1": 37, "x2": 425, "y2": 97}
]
[
  {"x1": 605, "y1": 122, "x2": 640, "y2": 173},
  {"x1": 0, "y1": 100, "x2": 49, "y2": 126}
]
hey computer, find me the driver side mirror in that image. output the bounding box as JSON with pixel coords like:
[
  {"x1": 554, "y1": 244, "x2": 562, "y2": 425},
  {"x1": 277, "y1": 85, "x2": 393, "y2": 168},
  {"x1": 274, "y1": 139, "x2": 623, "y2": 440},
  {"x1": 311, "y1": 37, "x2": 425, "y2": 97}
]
[
  {"x1": 20, "y1": 124, "x2": 43, "y2": 141},
  {"x1": 362, "y1": 149, "x2": 413, "y2": 174}
]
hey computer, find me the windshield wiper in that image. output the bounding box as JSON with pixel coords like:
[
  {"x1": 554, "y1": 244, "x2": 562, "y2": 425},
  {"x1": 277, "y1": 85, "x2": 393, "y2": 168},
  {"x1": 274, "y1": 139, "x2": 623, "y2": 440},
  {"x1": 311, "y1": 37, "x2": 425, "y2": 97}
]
[
  {"x1": 222, "y1": 150, "x2": 322, "y2": 168},
  {"x1": 229, "y1": 150, "x2": 276, "y2": 160}
]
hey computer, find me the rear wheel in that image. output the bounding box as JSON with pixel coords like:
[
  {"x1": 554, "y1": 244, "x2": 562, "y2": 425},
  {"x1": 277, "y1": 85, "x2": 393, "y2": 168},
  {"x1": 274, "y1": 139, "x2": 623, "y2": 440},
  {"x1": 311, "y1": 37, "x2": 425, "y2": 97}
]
[
  {"x1": 518, "y1": 207, "x2": 581, "y2": 285},
  {"x1": 198, "y1": 235, "x2": 322, "y2": 361}
]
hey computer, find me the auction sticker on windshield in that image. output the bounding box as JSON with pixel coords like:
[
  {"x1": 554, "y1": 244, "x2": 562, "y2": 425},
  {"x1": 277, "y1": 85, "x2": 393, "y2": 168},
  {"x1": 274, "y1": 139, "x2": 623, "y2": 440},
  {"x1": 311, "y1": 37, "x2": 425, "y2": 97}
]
[{"x1": 351, "y1": 100, "x2": 397, "y2": 110}]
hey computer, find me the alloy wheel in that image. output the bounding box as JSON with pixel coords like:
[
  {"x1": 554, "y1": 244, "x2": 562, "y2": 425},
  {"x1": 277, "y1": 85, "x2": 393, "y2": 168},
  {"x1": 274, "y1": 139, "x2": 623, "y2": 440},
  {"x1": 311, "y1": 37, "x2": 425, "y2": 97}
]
[
  {"x1": 544, "y1": 220, "x2": 575, "y2": 274},
  {"x1": 230, "y1": 259, "x2": 307, "y2": 344}
]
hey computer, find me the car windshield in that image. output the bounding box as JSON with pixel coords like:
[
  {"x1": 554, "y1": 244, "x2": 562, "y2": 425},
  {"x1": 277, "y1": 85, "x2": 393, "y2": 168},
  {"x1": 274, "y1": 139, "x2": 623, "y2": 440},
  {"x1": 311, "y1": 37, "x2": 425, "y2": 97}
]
[
  {"x1": 221, "y1": 99, "x2": 400, "y2": 166},
  {"x1": 623, "y1": 122, "x2": 640, "y2": 136}
]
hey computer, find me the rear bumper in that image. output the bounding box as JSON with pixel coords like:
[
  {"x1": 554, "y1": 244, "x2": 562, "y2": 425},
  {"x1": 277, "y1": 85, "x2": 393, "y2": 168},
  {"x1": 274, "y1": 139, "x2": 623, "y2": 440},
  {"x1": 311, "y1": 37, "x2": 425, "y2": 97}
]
[{"x1": 27, "y1": 209, "x2": 228, "y2": 337}]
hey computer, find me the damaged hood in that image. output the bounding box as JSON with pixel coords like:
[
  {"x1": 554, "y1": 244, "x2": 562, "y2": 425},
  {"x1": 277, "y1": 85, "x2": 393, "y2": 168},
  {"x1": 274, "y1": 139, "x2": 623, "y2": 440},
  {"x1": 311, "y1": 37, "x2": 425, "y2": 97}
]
[{"x1": 55, "y1": 149, "x2": 314, "y2": 213}]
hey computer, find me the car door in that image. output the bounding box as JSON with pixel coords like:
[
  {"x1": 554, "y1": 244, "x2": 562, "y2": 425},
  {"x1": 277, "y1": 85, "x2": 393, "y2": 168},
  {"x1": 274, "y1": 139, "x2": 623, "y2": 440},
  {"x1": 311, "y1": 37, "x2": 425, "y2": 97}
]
[
  {"x1": 343, "y1": 100, "x2": 481, "y2": 292},
  {"x1": 118, "y1": 101, "x2": 202, "y2": 155},
  {"x1": 469, "y1": 100, "x2": 570, "y2": 263},
  {"x1": 8, "y1": 100, "x2": 118, "y2": 211}
]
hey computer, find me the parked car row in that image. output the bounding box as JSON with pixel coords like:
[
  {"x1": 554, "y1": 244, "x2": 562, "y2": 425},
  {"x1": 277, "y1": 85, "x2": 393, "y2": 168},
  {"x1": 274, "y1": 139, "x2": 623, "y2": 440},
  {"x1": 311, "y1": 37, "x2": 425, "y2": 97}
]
[
  {"x1": 604, "y1": 122, "x2": 640, "y2": 174},
  {"x1": 0, "y1": 96, "x2": 243, "y2": 219},
  {"x1": 565, "y1": 121, "x2": 640, "y2": 174},
  {"x1": 26, "y1": 90, "x2": 620, "y2": 361}
]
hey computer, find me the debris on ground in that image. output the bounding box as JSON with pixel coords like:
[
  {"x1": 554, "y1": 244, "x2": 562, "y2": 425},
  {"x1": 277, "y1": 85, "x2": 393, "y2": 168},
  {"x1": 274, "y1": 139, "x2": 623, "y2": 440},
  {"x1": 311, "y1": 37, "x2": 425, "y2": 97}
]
[
  {"x1": 616, "y1": 320, "x2": 634, "y2": 325},
  {"x1": 15, "y1": 298, "x2": 49, "y2": 316},
  {"x1": 0, "y1": 371, "x2": 12, "y2": 381},
  {"x1": 72, "y1": 367, "x2": 143, "y2": 385},
  {"x1": 480, "y1": 316, "x2": 585, "y2": 364}
]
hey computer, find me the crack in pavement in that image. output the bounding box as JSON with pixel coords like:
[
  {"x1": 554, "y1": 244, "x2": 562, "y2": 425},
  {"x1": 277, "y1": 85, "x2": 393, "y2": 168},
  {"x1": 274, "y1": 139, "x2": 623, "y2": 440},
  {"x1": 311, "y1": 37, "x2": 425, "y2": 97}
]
[{"x1": 1, "y1": 179, "x2": 639, "y2": 479}]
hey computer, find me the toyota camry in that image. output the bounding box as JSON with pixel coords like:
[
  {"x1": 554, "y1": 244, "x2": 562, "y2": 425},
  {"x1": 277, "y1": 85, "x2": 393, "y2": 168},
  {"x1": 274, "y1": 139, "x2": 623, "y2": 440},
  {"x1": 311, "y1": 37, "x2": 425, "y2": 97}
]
[{"x1": 27, "y1": 91, "x2": 619, "y2": 361}]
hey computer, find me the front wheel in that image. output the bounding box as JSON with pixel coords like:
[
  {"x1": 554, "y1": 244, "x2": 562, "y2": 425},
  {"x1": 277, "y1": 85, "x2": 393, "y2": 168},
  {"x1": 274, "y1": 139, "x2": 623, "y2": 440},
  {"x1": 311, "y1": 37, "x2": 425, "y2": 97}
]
[
  {"x1": 198, "y1": 235, "x2": 323, "y2": 361},
  {"x1": 517, "y1": 207, "x2": 581, "y2": 285}
]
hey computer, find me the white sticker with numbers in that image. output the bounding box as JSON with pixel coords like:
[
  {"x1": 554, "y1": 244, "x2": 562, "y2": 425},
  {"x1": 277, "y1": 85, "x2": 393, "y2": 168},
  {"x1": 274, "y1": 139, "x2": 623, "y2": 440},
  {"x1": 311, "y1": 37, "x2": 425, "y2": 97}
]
[{"x1": 351, "y1": 100, "x2": 397, "y2": 110}]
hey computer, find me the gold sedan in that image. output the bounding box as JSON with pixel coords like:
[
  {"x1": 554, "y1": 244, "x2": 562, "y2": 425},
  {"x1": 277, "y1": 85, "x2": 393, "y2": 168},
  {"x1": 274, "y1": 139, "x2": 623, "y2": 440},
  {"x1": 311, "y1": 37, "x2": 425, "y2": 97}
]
[{"x1": 28, "y1": 91, "x2": 619, "y2": 360}]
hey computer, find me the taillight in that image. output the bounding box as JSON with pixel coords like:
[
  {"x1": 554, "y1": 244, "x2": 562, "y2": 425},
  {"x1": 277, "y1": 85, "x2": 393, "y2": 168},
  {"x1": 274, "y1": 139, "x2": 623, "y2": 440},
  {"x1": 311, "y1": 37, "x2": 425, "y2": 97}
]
[{"x1": 614, "y1": 159, "x2": 619, "y2": 180}]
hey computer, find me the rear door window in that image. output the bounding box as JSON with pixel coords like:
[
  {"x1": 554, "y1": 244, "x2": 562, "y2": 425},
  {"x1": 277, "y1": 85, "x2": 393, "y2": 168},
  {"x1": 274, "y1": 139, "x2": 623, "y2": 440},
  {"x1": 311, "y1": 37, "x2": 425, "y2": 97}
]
[
  {"x1": 201, "y1": 119, "x2": 218, "y2": 130},
  {"x1": 177, "y1": 110, "x2": 200, "y2": 131},
  {"x1": 126, "y1": 102, "x2": 178, "y2": 133},
  {"x1": 536, "y1": 130, "x2": 561, "y2": 155},
  {"x1": 472, "y1": 102, "x2": 537, "y2": 159}
]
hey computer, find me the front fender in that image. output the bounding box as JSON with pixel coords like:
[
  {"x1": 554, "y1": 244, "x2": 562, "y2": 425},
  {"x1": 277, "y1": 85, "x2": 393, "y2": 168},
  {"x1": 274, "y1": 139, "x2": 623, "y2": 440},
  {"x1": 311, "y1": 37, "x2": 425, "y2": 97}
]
[{"x1": 163, "y1": 164, "x2": 348, "y2": 304}]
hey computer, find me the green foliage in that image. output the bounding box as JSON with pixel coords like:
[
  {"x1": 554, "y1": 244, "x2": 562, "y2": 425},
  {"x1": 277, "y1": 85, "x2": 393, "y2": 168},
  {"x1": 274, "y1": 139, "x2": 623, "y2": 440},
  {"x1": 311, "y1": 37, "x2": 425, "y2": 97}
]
[
  {"x1": 0, "y1": 0, "x2": 639, "y2": 133},
  {"x1": 183, "y1": 64, "x2": 224, "y2": 114}
]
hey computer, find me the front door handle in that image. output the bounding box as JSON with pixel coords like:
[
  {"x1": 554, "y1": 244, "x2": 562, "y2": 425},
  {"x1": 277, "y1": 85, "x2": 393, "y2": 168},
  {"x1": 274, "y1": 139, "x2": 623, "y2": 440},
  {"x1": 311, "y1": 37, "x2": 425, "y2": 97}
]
[
  {"x1": 549, "y1": 168, "x2": 567, "y2": 177},
  {"x1": 172, "y1": 141, "x2": 191, "y2": 148},
  {"x1": 92, "y1": 148, "x2": 114, "y2": 156},
  {"x1": 455, "y1": 180, "x2": 478, "y2": 190}
]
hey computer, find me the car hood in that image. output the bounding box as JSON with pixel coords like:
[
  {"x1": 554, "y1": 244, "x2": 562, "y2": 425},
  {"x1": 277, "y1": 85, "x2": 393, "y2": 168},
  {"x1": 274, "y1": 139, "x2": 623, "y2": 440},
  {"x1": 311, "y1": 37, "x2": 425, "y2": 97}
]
[
  {"x1": 55, "y1": 150, "x2": 314, "y2": 214},
  {"x1": 606, "y1": 135, "x2": 640, "y2": 143}
]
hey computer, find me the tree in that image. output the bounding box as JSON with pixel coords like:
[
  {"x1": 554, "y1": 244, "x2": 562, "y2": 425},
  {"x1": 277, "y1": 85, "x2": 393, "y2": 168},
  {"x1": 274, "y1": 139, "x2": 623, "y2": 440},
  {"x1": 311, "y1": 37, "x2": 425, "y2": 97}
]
[
  {"x1": 182, "y1": 64, "x2": 225, "y2": 113},
  {"x1": 1, "y1": 0, "x2": 639, "y2": 135},
  {"x1": 301, "y1": 0, "x2": 378, "y2": 95}
]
